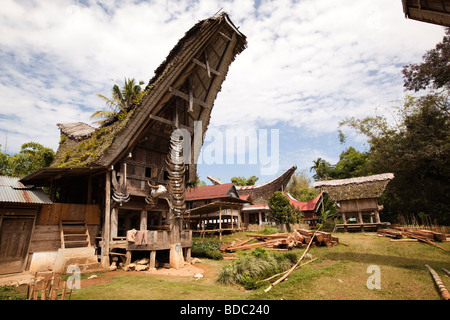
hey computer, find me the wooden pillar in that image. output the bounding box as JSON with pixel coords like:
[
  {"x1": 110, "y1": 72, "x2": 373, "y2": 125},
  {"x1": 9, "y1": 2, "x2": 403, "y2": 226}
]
[
  {"x1": 149, "y1": 251, "x2": 156, "y2": 269},
  {"x1": 231, "y1": 207, "x2": 234, "y2": 230},
  {"x1": 101, "y1": 171, "x2": 111, "y2": 268},
  {"x1": 341, "y1": 212, "x2": 348, "y2": 233},
  {"x1": 125, "y1": 251, "x2": 131, "y2": 265},
  {"x1": 140, "y1": 210, "x2": 147, "y2": 231},
  {"x1": 111, "y1": 207, "x2": 118, "y2": 239},
  {"x1": 185, "y1": 247, "x2": 191, "y2": 264},
  {"x1": 358, "y1": 212, "x2": 363, "y2": 224},
  {"x1": 244, "y1": 211, "x2": 249, "y2": 229},
  {"x1": 258, "y1": 211, "x2": 263, "y2": 226},
  {"x1": 238, "y1": 206, "x2": 242, "y2": 229},
  {"x1": 219, "y1": 205, "x2": 222, "y2": 240},
  {"x1": 375, "y1": 210, "x2": 381, "y2": 223}
]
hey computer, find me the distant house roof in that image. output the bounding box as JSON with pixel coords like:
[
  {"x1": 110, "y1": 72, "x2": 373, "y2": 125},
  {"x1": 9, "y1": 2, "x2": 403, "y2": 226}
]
[
  {"x1": 0, "y1": 176, "x2": 52, "y2": 205},
  {"x1": 241, "y1": 204, "x2": 270, "y2": 212},
  {"x1": 313, "y1": 173, "x2": 394, "y2": 202},
  {"x1": 207, "y1": 165, "x2": 297, "y2": 205},
  {"x1": 283, "y1": 192, "x2": 323, "y2": 213},
  {"x1": 185, "y1": 183, "x2": 247, "y2": 203}
]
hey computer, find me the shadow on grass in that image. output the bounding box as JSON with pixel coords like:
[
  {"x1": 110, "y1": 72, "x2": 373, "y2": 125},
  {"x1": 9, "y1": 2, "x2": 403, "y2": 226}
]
[{"x1": 322, "y1": 251, "x2": 449, "y2": 271}]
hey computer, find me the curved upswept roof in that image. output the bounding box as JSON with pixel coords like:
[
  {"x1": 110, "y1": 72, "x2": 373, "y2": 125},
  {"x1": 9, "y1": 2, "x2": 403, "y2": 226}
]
[
  {"x1": 207, "y1": 165, "x2": 297, "y2": 205},
  {"x1": 51, "y1": 12, "x2": 247, "y2": 171}
]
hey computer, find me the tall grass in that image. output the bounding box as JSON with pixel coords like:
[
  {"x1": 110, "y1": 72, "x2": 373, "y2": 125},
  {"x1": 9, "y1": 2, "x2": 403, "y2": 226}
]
[{"x1": 217, "y1": 248, "x2": 301, "y2": 289}]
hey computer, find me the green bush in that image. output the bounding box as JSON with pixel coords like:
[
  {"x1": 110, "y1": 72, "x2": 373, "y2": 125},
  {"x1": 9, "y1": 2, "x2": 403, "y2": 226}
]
[
  {"x1": 191, "y1": 239, "x2": 223, "y2": 260},
  {"x1": 0, "y1": 286, "x2": 24, "y2": 300},
  {"x1": 258, "y1": 225, "x2": 279, "y2": 235}
]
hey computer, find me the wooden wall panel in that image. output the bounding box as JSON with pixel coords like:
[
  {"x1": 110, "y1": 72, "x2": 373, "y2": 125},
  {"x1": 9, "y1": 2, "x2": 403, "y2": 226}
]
[
  {"x1": 38, "y1": 203, "x2": 100, "y2": 225},
  {"x1": 28, "y1": 225, "x2": 60, "y2": 253}
]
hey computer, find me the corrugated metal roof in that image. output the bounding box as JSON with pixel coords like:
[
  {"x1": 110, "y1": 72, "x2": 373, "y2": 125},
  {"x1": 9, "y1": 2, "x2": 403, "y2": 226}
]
[{"x1": 0, "y1": 176, "x2": 52, "y2": 204}]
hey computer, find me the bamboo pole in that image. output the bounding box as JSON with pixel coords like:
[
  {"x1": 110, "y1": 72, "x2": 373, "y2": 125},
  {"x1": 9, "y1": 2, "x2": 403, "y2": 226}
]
[
  {"x1": 258, "y1": 258, "x2": 318, "y2": 283},
  {"x1": 425, "y1": 264, "x2": 450, "y2": 300},
  {"x1": 264, "y1": 226, "x2": 321, "y2": 293},
  {"x1": 442, "y1": 268, "x2": 450, "y2": 277}
]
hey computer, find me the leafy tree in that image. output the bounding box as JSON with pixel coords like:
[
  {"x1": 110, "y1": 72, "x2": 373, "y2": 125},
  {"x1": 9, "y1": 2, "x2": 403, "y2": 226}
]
[
  {"x1": 402, "y1": 27, "x2": 450, "y2": 92},
  {"x1": 267, "y1": 191, "x2": 301, "y2": 230},
  {"x1": 0, "y1": 145, "x2": 10, "y2": 176},
  {"x1": 188, "y1": 174, "x2": 207, "y2": 188},
  {"x1": 91, "y1": 78, "x2": 146, "y2": 125},
  {"x1": 340, "y1": 95, "x2": 450, "y2": 224},
  {"x1": 310, "y1": 158, "x2": 333, "y2": 181},
  {"x1": 333, "y1": 147, "x2": 369, "y2": 179},
  {"x1": 231, "y1": 175, "x2": 259, "y2": 186},
  {"x1": 286, "y1": 170, "x2": 318, "y2": 201},
  {"x1": 5, "y1": 142, "x2": 55, "y2": 178}
]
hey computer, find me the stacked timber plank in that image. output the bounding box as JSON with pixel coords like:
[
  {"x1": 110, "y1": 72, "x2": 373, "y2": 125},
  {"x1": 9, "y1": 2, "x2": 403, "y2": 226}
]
[
  {"x1": 221, "y1": 229, "x2": 339, "y2": 252},
  {"x1": 378, "y1": 227, "x2": 448, "y2": 251}
]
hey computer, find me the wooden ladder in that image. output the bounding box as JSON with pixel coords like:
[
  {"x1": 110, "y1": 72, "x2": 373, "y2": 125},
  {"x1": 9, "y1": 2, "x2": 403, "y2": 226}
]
[{"x1": 59, "y1": 220, "x2": 91, "y2": 249}]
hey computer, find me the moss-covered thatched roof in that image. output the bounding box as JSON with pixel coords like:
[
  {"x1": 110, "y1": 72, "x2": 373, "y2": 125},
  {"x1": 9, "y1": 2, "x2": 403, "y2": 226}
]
[
  {"x1": 313, "y1": 173, "x2": 394, "y2": 202},
  {"x1": 51, "y1": 12, "x2": 247, "y2": 170}
]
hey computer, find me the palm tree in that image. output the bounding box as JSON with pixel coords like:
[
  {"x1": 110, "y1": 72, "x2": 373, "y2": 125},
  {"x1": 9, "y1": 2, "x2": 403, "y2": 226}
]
[
  {"x1": 310, "y1": 157, "x2": 332, "y2": 181},
  {"x1": 91, "y1": 78, "x2": 145, "y2": 125}
]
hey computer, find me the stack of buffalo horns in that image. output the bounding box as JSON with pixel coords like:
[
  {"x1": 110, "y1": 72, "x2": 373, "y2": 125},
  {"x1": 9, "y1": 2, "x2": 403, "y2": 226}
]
[{"x1": 165, "y1": 131, "x2": 186, "y2": 216}]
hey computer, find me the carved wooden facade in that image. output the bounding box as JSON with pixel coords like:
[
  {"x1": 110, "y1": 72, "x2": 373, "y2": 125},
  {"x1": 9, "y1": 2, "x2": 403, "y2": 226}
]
[{"x1": 19, "y1": 12, "x2": 247, "y2": 271}]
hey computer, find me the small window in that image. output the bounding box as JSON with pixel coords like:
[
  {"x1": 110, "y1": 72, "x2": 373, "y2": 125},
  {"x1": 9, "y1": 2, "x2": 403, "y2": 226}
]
[{"x1": 145, "y1": 167, "x2": 152, "y2": 178}]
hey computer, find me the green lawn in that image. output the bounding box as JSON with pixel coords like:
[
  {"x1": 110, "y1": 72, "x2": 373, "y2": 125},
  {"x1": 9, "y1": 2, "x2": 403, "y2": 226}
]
[{"x1": 3, "y1": 232, "x2": 449, "y2": 300}]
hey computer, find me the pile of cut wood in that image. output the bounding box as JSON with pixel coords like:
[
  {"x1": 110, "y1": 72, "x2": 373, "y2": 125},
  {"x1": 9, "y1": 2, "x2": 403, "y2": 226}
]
[
  {"x1": 221, "y1": 229, "x2": 339, "y2": 252},
  {"x1": 378, "y1": 227, "x2": 449, "y2": 251}
]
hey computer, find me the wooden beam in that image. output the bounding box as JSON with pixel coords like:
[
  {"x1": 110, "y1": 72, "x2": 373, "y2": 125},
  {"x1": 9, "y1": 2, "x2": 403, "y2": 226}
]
[
  {"x1": 219, "y1": 31, "x2": 232, "y2": 41},
  {"x1": 169, "y1": 87, "x2": 210, "y2": 109},
  {"x1": 193, "y1": 58, "x2": 221, "y2": 76},
  {"x1": 148, "y1": 114, "x2": 194, "y2": 133},
  {"x1": 205, "y1": 51, "x2": 211, "y2": 78},
  {"x1": 407, "y1": 7, "x2": 450, "y2": 27}
]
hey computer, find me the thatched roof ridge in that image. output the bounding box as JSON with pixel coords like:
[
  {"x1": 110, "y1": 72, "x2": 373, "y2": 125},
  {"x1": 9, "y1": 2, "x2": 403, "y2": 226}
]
[
  {"x1": 147, "y1": 12, "x2": 246, "y2": 91},
  {"x1": 313, "y1": 173, "x2": 394, "y2": 202},
  {"x1": 50, "y1": 12, "x2": 247, "y2": 170},
  {"x1": 96, "y1": 11, "x2": 247, "y2": 168},
  {"x1": 57, "y1": 122, "x2": 96, "y2": 140},
  {"x1": 313, "y1": 173, "x2": 394, "y2": 187}
]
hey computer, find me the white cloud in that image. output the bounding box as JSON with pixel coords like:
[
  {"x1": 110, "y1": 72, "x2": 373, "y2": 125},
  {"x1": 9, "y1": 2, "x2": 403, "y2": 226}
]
[{"x1": 0, "y1": 0, "x2": 445, "y2": 164}]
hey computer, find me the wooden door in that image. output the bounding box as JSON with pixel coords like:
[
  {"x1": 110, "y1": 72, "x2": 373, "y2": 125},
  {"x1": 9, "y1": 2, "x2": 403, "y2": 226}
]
[{"x1": 0, "y1": 217, "x2": 34, "y2": 275}]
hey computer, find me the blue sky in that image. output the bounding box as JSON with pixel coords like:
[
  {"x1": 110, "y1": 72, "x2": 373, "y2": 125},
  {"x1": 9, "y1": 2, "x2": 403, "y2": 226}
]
[{"x1": 0, "y1": 0, "x2": 445, "y2": 185}]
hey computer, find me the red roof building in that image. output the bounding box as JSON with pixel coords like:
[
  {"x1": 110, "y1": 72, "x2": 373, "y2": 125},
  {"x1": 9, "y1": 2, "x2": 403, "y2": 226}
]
[
  {"x1": 186, "y1": 183, "x2": 241, "y2": 202},
  {"x1": 282, "y1": 191, "x2": 323, "y2": 226}
]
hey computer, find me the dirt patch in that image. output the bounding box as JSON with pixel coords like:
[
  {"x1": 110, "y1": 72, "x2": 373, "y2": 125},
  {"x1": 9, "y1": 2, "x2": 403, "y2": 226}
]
[
  {"x1": 144, "y1": 263, "x2": 205, "y2": 277},
  {"x1": 79, "y1": 262, "x2": 212, "y2": 288}
]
